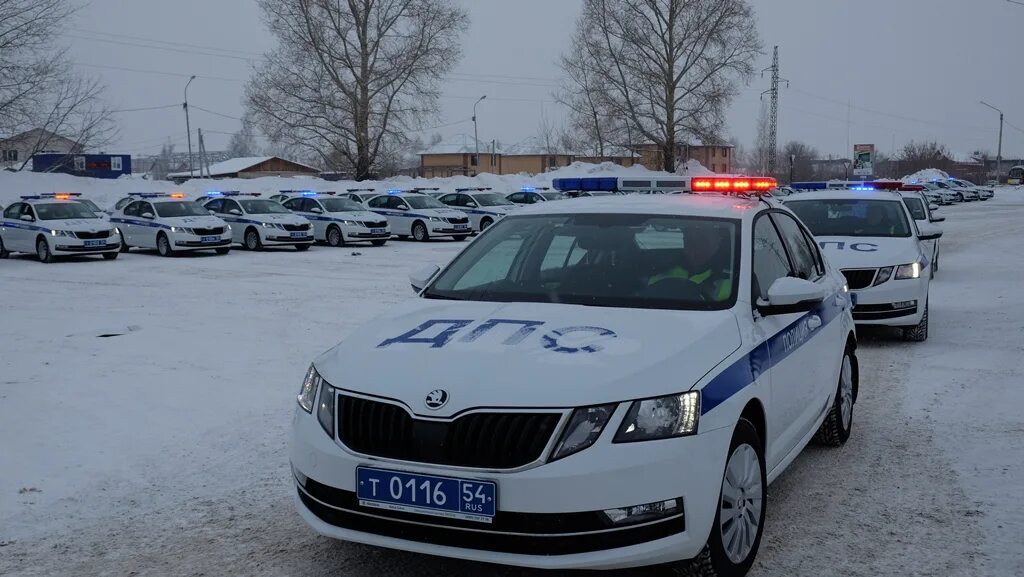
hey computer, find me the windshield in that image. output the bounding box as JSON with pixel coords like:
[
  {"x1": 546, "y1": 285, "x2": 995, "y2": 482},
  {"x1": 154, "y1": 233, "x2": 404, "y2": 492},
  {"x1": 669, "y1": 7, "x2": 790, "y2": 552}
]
[
  {"x1": 239, "y1": 199, "x2": 290, "y2": 214},
  {"x1": 473, "y1": 193, "x2": 514, "y2": 207},
  {"x1": 406, "y1": 195, "x2": 446, "y2": 209},
  {"x1": 541, "y1": 192, "x2": 566, "y2": 201},
  {"x1": 35, "y1": 202, "x2": 99, "y2": 220},
  {"x1": 154, "y1": 201, "x2": 211, "y2": 218},
  {"x1": 77, "y1": 199, "x2": 101, "y2": 212},
  {"x1": 423, "y1": 213, "x2": 739, "y2": 311},
  {"x1": 787, "y1": 199, "x2": 912, "y2": 238},
  {"x1": 320, "y1": 198, "x2": 365, "y2": 212},
  {"x1": 902, "y1": 197, "x2": 927, "y2": 220}
]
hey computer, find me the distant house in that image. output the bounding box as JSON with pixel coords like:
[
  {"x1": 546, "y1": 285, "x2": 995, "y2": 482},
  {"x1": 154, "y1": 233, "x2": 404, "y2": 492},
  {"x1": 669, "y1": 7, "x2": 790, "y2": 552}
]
[
  {"x1": 167, "y1": 156, "x2": 320, "y2": 183},
  {"x1": 418, "y1": 143, "x2": 637, "y2": 178},
  {"x1": 32, "y1": 153, "x2": 132, "y2": 179},
  {"x1": 632, "y1": 143, "x2": 734, "y2": 174},
  {"x1": 0, "y1": 128, "x2": 82, "y2": 170}
]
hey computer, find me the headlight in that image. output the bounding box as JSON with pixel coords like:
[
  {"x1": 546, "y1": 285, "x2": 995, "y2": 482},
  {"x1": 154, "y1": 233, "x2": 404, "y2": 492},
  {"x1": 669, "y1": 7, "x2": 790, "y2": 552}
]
[
  {"x1": 317, "y1": 381, "x2": 336, "y2": 438},
  {"x1": 429, "y1": 216, "x2": 443, "y2": 222},
  {"x1": 873, "y1": 266, "x2": 894, "y2": 286},
  {"x1": 225, "y1": 224, "x2": 232, "y2": 231},
  {"x1": 50, "y1": 230, "x2": 74, "y2": 237},
  {"x1": 110, "y1": 228, "x2": 120, "y2": 237},
  {"x1": 614, "y1": 392, "x2": 700, "y2": 443},
  {"x1": 170, "y1": 226, "x2": 193, "y2": 234},
  {"x1": 895, "y1": 262, "x2": 921, "y2": 280},
  {"x1": 262, "y1": 222, "x2": 286, "y2": 229},
  {"x1": 341, "y1": 220, "x2": 358, "y2": 226},
  {"x1": 551, "y1": 404, "x2": 616, "y2": 461},
  {"x1": 297, "y1": 364, "x2": 321, "y2": 413}
]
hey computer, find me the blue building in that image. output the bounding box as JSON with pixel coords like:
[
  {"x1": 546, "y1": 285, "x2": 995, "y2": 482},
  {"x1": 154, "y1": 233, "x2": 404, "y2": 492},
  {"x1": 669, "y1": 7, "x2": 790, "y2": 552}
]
[{"x1": 32, "y1": 153, "x2": 132, "y2": 179}]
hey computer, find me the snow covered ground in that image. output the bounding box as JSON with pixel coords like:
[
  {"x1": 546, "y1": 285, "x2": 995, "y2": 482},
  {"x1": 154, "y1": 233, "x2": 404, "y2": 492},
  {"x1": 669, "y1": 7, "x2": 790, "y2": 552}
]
[{"x1": 1, "y1": 191, "x2": 1022, "y2": 576}]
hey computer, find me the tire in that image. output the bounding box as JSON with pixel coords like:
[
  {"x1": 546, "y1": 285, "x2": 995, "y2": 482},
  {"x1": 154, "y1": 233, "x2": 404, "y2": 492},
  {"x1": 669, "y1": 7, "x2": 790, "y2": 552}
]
[
  {"x1": 102, "y1": 252, "x2": 119, "y2": 261},
  {"x1": 814, "y1": 345, "x2": 857, "y2": 447},
  {"x1": 0, "y1": 235, "x2": 8, "y2": 259},
  {"x1": 479, "y1": 217, "x2": 494, "y2": 232},
  {"x1": 36, "y1": 237, "x2": 55, "y2": 263},
  {"x1": 326, "y1": 225, "x2": 344, "y2": 247},
  {"x1": 157, "y1": 233, "x2": 174, "y2": 257},
  {"x1": 956, "y1": 193, "x2": 964, "y2": 202},
  {"x1": 118, "y1": 231, "x2": 130, "y2": 253},
  {"x1": 397, "y1": 235, "x2": 409, "y2": 240},
  {"x1": 294, "y1": 244, "x2": 310, "y2": 252},
  {"x1": 902, "y1": 302, "x2": 929, "y2": 342},
  {"x1": 215, "y1": 247, "x2": 231, "y2": 255},
  {"x1": 685, "y1": 419, "x2": 766, "y2": 577},
  {"x1": 245, "y1": 228, "x2": 263, "y2": 251},
  {"x1": 371, "y1": 239, "x2": 388, "y2": 247},
  {"x1": 412, "y1": 221, "x2": 429, "y2": 242}
]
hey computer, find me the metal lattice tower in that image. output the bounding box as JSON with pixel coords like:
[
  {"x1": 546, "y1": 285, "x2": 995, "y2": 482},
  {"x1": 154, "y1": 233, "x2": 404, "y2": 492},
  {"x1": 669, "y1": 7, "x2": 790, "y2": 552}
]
[{"x1": 761, "y1": 46, "x2": 787, "y2": 176}]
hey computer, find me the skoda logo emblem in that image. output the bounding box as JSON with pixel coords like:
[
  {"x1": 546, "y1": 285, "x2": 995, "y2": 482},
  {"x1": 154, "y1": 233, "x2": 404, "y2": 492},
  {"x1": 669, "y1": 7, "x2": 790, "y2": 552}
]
[{"x1": 425, "y1": 389, "x2": 449, "y2": 410}]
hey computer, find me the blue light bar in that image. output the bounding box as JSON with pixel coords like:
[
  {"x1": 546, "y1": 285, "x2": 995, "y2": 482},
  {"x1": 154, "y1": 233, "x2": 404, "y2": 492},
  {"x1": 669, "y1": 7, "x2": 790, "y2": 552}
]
[
  {"x1": 520, "y1": 186, "x2": 537, "y2": 192},
  {"x1": 301, "y1": 191, "x2": 318, "y2": 197},
  {"x1": 851, "y1": 186, "x2": 875, "y2": 191},
  {"x1": 386, "y1": 189, "x2": 402, "y2": 195},
  {"x1": 20, "y1": 193, "x2": 82, "y2": 200},
  {"x1": 205, "y1": 191, "x2": 224, "y2": 197}
]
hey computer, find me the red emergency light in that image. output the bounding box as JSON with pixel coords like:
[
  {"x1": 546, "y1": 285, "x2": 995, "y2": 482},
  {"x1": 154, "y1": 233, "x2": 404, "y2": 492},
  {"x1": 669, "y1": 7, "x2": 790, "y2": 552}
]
[
  {"x1": 691, "y1": 177, "x2": 777, "y2": 194},
  {"x1": 865, "y1": 181, "x2": 902, "y2": 191},
  {"x1": 899, "y1": 184, "x2": 925, "y2": 191}
]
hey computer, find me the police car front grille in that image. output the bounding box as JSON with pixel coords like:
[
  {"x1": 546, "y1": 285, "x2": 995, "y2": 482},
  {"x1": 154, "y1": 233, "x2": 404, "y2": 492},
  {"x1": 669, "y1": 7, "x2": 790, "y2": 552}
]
[
  {"x1": 337, "y1": 395, "x2": 560, "y2": 469},
  {"x1": 444, "y1": 217, "x2": 469, "y2": 225},
  {"x1": 74, "y1": 230, "x2": 111, "y2": 240},
  {"x1": 283, "y1": 223, "x2": 311, "y2": 232},
  {"x1": 361, "y1": 221, "x2": 387, "y2": 228},
  {"x1": 841, "y1": 269, "x2": 877, "y2": 290},
  {"x1": 192, "y1": 227, "x2": 224, "y2": 236}
]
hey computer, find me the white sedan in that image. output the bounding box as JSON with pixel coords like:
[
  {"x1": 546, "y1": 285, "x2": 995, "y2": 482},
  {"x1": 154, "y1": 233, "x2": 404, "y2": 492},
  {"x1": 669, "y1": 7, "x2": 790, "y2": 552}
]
[
  {"x1": 784, "y1": 189, "x2": 942, "y2": 341},
  {"x1": 0, "y1": 194, "x2": 121, "y2": 262},
  {"x1": 280, "y1": 192, "x2": 391, "y2": 246},
  {"x1": 200, "y1": 192, "x2": 314, "y2": 251},
  {"x1": 436, "y1": 188, "x2": 518, "y2": 232},
  {"x1": 290, "y1": 189, "x2": 857, "y2": 574},
  {"x1": 365, "y1": 192, "x2": 471, "y2": 241},
  {"x1": 109, "y1": 193, "x2": 232, "y2": 257}
]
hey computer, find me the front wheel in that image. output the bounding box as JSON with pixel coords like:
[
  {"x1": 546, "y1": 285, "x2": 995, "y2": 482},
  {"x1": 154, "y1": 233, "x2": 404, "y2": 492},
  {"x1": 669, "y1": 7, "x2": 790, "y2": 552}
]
[
  {"x1": 245, "y1": 228, "x2": 263, "y2": 251},
  {"x1": 371, "y1": 239, "x2": 388, "y2": 247},
  {"x1": 815, "y1": 345, "x2": 856, "y2": 446},
  {"x1": 903, "y1": 302, "x2": 929, "y2": 342},
  {"x1": 685, "y1": 419, "x2": 766, "y2": 577},
  {"x1": 37, "y1": 238, "x2": 55, "y2": 263},
  {"x1": 479, "y1": 217, "x2": 493, "y2": 231},
  {"x1": 956, "y1": 193, "x2": 964, "y2": 202},
  {"x1": 326, "y1": 225, "x2": 345, "y2": 247},
  {"x1": 157, "y1": 233, "x2": 174, "y2": 257},
  {"x1": 0, "y1": 235, "x2": 9, "y2": 259},
  {"x1": 412, "y1": 221, "x2": 429, "y2": 242}
]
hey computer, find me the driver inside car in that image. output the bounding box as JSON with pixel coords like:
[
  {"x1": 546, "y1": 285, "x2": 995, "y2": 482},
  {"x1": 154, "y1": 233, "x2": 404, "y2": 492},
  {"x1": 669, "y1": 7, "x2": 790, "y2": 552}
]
[{"x1": 646, "y1": 223, "x2": 733, "y2": 302}]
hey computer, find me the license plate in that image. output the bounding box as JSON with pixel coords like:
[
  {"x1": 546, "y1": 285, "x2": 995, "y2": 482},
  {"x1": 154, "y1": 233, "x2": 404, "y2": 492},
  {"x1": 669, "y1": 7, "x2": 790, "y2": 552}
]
[
  {"x1": 370, "y1": 228, "x2": 386, "y2": 235},
  {"x1": 290, "y1": 232, "x2": 307, "y2": 238},
  {"x1": 356, "y1": 466, "x2": 496, "y2": 523},
  {"x1": 83, "y1": 240, "x2": 105, "y2": 247},
  {"x1": 201, "y1": 236, "x2": 219, "y2": 243},
  {"x1": 454, "y1": 224, "x2": 469, "y2": 230}
]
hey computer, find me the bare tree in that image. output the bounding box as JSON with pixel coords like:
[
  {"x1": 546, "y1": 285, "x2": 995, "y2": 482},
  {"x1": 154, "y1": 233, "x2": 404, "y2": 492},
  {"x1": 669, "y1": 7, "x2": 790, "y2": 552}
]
[
  {"x1": 752, "y1": 100, "x2": 773, "y2": 175},
  {"x1": 555, "y1": 26, "x2": 623, "y2": 158},
  {"x1": 780, "y1": 140, "x2": 818, "y2": 182},
  {"x1": 898, "y1": 140, "x2": 954, "y2": 175},
  {"x1": 227, "y1": 112, "x2": 261, "y2": 158},
  {"x1": 246, "y1": 0, "x2": 468, "y2": 180},
  {"x1": 0, "y1": 0, "x2": 116, "y2": 165},
  {"x1": 560, "y1": 0, "x2": 761, "y2": 172}
]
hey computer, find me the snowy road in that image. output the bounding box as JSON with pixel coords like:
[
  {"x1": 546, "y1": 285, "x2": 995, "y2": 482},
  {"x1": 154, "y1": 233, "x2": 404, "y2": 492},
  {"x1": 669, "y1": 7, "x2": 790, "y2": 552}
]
[{"x1": 2, "y1": 195, "x2": 1022, "y2": 576}]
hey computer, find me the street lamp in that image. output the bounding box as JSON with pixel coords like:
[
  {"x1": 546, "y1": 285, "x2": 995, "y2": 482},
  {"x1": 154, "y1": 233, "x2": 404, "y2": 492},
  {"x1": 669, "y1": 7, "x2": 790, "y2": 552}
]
[
  {"x1": 184, "y1": 75, "x2": 197, "y2": 178},
  {"x1": 472, "y1": 95, "x2": 486, "y2": 173},
  {"x1": 980, "y1": 101, "x2": 1004, "y2": 183}
]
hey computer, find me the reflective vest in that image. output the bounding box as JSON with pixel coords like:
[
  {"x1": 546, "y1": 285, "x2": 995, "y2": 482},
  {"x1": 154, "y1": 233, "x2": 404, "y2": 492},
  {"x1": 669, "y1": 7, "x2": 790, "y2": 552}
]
[{"x1": 648, "y1": 266, "x2": 732, "y2": 301}]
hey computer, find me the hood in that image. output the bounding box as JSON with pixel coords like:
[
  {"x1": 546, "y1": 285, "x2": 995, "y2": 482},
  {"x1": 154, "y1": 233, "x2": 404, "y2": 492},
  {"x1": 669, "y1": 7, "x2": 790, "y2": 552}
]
[
  {"x1": 47, "y1": 218, "x2": 114, "y2": 232},
  {"x1": 256, "y1": 213, "x2": 309, "y2": 225},
  {"x1": 422, "y1": 208, "x2": 467, "y2": 218},
  {"x1": 816, "y1": 236, "x2": 922, "y2": 269},
  {"x1": 314, "y1": 300, "x2": 741, "y2": 416},
  {"x1": 162, "y1": 215, "x2": 226, "y2": 228},
  {"x1": 329, "y1": 210, "x2": 381, "y2": 221}
]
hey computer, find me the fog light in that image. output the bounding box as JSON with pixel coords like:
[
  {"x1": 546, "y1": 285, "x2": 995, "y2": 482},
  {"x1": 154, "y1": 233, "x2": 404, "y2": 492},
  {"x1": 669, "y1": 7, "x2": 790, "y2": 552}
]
[
  {"x1": 892, "y1": 300, "x2": 917, "y2": 309},
  {"x1": 602, "y1": 498, "x2": 682, "y2": 526}
]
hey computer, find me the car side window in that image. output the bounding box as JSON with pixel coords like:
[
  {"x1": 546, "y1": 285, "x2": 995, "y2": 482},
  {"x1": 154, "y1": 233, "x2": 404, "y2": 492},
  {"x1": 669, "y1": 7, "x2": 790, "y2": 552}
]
[
  {"x1": 21, "y1": 204, "x2": 36, "y2": 219},
  {"x1": 367, "y1": 196, "x2": 388, "y2": 209},
  {"x1": 770, "y1": 213, "x2": 819, "y2": 281},
  {"x1": 204, "y1": 199, "x2": 224, "y2": 213},
  {"x1": 459, "y1": 194, "x2": 475, "y2": 207},
  {"x1": 283, "y1": 198, "x2": 302, "y2": 211},
  {"x1": 752, "y1": 214, "x2": 793, "y2": 301},
  {"x1": 138, "y1": 202, "x2": 154, "y2": 217},
  {"x1": 388, "y1": 197, "x2": 407, "y2": 210},
  {"x1": 438, "y1": 194, "x2": 457, "y2": 206},
  {"x1": 3, "y1": 203, "x2": 22, "y2": 219},
  {"x1": 507, "y1": 193, "x2": 523, "y2": 203},
  {"x1": 222, "y1": 199, "x2": 241, "y2": 214},
  {"x1": 799, "y1": 227, "x2": 826, "y2": 276},
  {"x1": 123, "y1": 201, "x2": 139, "y2": 217},
  {"x1": 115, "y1": 197, "x2": 133, "y2": 210}
]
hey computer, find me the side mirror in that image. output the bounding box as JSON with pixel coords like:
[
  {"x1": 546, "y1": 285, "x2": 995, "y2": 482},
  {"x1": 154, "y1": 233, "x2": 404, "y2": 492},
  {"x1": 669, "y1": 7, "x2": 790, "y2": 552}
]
[
  {"x1": 466, "y1": 202, "x2": 478, "y2": 208},
  {"x1": 757, "y1": 277, "x2": 826, "y2": 316},
  {"x1": 229, "y1": 208, "x2": 242, "y2": 216},
  {"x1": 930, "y1": 216, "x2": 946, "y2": 223},
  {"x1": 208, "y1": 210, "x2": 216, "y2": 215},
  {"x1": 141, "y1": 212, "x2": 155, "y2": 219},
  {"x1": 928, "y1": 203, "x2": 939, "y2": 211},
  {"x1": 310, "y1": 207, "x2": 323, "y2": 214},
  {"x1": 397, "y1": 205, "x2": 409, "y2": 211},
  {"x1": 917, "y1": 223, "x2": 943, "y2": 241},
  {"x1": 19, "y1": 214, "x2": 34, "y2": 222},
  {"x1": 409, "y1": 264, "x2": 440, "y2": 293}
]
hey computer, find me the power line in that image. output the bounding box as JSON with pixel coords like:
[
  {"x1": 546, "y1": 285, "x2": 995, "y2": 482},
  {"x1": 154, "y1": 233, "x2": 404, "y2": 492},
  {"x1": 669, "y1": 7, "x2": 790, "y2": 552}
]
[
  {"x1": 109, "y1": 104, "x2": 181, "y2": 113},
  {"x1": 67, "y1": 28, "x2": 265, "y2": 58},
  {"x1": 74, "y1": 62, "x2": 244, "y2": 83},
  {"x1": 65, "y1": 34, "x2": 256, "y2": 62},
  {"x1": 790, "y1": 87, "x2": 990, "y2": 132},
  {"x1": 191, "y1": 105, "x2": 243, "y2": 121}
]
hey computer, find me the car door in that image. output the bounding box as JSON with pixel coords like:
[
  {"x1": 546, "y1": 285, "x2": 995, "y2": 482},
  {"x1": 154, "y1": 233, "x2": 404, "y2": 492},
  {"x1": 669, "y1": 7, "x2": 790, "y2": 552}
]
[
  {"x1": 366, "y1": 195, "x2": 396, "y2": 233},
  {"x1": 2, "y1": 203, "x2": 28, "y2": 251},
  {"x1": 134, "y1": 201, "x2": 159, "y2": 248},
  {"x1": 388, "y1": 197, "x2": 413, "y2": 235},
  {"x1": 901, "y1": 196, "x2": 935, "y2": 268},
  {"x1": 750, "y1": 211, "x2": 835, "y2": 471}
]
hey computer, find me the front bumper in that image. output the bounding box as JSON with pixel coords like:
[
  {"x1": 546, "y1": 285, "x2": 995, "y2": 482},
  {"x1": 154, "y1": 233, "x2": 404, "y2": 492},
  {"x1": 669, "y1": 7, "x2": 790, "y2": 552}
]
[
  {"x1": 289, "y1": 405, "x2": 731, "y2": 570},
  {"x1": 344, "y1": 227, "x2": 391, "y2": 241},
  {"x1": 173, "y1": 232, "x2": 232, "y2": 250},
  {"x1": 850, "y1": 277, "x2": 928, "y2": 326},
  {"x1": 53, "y1": 240, "x2": 121, "y2": 254},
  {"x1": 264, "y1": 231, "x2": 315, "y2": 245},
  {"x1": 431, "y1": 225, "x2": 471, "y2": 235}
]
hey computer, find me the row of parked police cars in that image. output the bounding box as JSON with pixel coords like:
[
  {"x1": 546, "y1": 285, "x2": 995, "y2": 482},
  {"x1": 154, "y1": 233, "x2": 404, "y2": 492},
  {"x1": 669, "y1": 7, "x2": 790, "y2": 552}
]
[
  {"x1": 286, "y1": 175, "x2": 974, "y2": 577},
  {"x1": 1, "y1": 174, "x2": 977, "y2": 575}
]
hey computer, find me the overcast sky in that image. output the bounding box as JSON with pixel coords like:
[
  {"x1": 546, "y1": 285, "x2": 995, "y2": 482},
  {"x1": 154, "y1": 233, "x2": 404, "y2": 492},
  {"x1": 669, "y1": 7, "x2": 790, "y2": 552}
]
[{"x1": 70, "y1": 0, "x2": 1024, "y2": 161}]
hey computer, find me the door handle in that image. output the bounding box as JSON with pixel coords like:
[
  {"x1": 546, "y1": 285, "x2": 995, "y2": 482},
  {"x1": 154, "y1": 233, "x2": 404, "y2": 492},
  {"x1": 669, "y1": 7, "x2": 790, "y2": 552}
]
[{"x1": 807, "y1": 315, "x2": 822, "y2": 330}]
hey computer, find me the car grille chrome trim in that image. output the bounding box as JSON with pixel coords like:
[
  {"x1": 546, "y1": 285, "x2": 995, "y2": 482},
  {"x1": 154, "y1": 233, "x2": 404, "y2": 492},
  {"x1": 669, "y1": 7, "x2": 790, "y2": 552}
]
[{"x1": 841, "y1": 268, "x2": 878, "y2": 290}]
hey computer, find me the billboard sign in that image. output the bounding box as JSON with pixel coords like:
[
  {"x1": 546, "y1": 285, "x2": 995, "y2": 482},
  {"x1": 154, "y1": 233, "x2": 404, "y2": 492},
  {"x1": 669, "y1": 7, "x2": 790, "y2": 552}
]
[{"x1": 853, "y1": 144, "x2": 874, "y2": 177}]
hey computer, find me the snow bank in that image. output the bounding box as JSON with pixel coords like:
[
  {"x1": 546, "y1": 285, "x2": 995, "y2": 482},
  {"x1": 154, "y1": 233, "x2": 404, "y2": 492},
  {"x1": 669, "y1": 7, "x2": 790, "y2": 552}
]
[
  {"x1": 902, "y1": 168, "x2": 950, "y2": 183},
  {"x1": 0, "y1": 161, "x2": 683, "y2": 209}
]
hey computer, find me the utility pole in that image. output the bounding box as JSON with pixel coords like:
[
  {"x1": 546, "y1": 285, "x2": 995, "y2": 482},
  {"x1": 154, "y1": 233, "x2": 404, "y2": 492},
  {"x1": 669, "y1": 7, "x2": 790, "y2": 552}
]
[
  {"x1": 197, "y1": 128, "x2": 208, "y2": 178},
  {"x1": 980, "y1": 101, "x2": 1004, "y2": 183},
  {"x1": 184, "y1": 75, "x2": 196, "y2": 179},
  {"x1": 761, "y1": 47, "x2": 788, "y2": 177},
  {"x1": 472, "y1": 95, "x2": 487, "y2": 174}
]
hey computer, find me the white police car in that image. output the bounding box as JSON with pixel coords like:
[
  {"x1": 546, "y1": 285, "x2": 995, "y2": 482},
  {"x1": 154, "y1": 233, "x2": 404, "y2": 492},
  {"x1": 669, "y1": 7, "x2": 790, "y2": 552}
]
[
  {"x1": 279, "y1": 191, "x2": 390, "y2": 247},
  {"x1": 290, "y1": 180, "x2": 859, "y2": 574},
  {"x1": 365, "y1": 191, "x2": 471, "y2": 241},
  {"x1": 933, "y1": 179, "x2": 978, "y2": 202},
  {"x1": 109, "y1": 193, "x2": 232, "y2": 256},
  {"x1": 0, "y1": 193, "x2": 121, "y2": 262},
  {"x1": 948, "y1": 178, "x2": 993, "y2": 200},
  {"x1": 899, "y1": 189, "x2": 944, "y2": 273},
  {"x1": 505, "y1": 187, "x2": 567, "y2": 205},
  {"x1": 436, "y1": 188, "x2": 518, "y2": 232},
  {"x1": 337, "y1": 188, "x2": 378, "y2": 206},
  {"x1": 75, "y1": 198, "x2": 109, "y2": 220},
  {"x1": 784, "y1": 189, "x2": 941, "y2": 341},
  {"x1": 200, "y1": 192, "x2": 314, "y2": 251}
]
